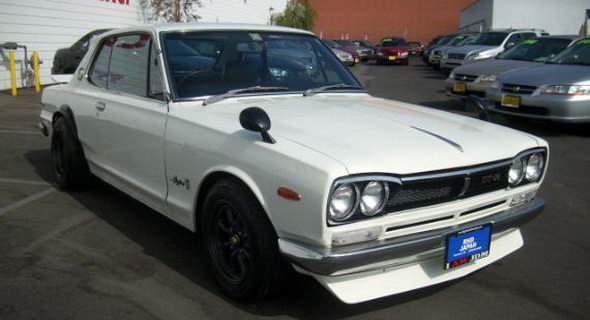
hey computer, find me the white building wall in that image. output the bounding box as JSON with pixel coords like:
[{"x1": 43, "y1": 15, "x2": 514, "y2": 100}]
[
  {"x1": 492, "y1": 0, "x2": 589, "y2": 35},
  {"x1": 460, "y1": 0, "x2": 493, "y2": 32},
  {"x1": 461, "y1": 0, "x2": 590, "y2": 34},
  {"x1": 0, "y1": 0, "x2": 287, "y2": 91}
]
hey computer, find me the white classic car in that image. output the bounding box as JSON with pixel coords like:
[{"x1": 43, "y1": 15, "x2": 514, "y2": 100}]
[{"x1": 39, "y1": 24, "x2": 548, "y2": 304}]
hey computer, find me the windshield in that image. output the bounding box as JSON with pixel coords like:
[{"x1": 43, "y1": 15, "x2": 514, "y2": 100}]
[
  {"x1": 448, "y1": 35, "x2": 469, "y2": 46},
  {"x1": 549, "y1": 39, "x2": 590, "y2": 66},
  {"x1": 436, "y1": 36, "x2": 454, "y2": 45},
  {"x1": 408, "y1": 41, "x2": 420, "y2": 48},
  {"x1": 457, "y1": 35, "x2": 477, "y2": 46},
  {"x1": 359, "y1": 40, "x2": 373, "y2": 47},
  {"x1": 381, "y1": 38, "x2": 406, "y2": 47},
  {"x1": 335, "y1": 40, "x2": 356, "y2": 47},
  {"x1": 470, "y1": 32, "x2": 509, "y2": 46},
  {"x1": 323, "y1": 39, "x2": 341, "y2": 49},
  {"x1": 162, "y1": 31, "x2": 360, "y2": 99},
  {"x1": 498, "y1": 38, "x2": 572, "y2": 62}
]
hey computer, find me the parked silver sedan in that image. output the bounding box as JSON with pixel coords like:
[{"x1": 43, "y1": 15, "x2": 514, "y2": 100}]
[
  {"x1": 447, "y1": 35, "x2": 579, "y2": 99},
  {"x1": 487, "y1": 39, "x2": 590, "y2": 123}
]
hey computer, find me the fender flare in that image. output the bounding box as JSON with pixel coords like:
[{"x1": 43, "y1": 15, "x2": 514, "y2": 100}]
[{"x1": 53, "y1": 105, "x2": 79, "y2": 139}]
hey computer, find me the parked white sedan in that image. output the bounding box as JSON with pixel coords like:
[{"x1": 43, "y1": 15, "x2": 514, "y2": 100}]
[{"x1": 39, "y1": 24, "x2": 548, "y2": 304}]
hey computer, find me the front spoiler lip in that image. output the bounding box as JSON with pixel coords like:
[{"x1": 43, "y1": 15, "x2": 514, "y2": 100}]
[{"x1": 279, "y1": 197, "x2": 545, "y2": 276}]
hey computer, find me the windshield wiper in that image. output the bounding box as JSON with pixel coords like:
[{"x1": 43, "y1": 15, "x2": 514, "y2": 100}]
[
  {"x1": 203, "y1": 86, "x2": 289, "y2": 106},
  {"x1": 303, "y1": 83, "x2": 363, "y2": 96}
]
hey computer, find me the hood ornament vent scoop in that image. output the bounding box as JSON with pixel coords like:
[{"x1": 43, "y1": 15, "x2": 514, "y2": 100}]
[{"x1": 410, "y1": 126, "x2": 464, "y2": 153}]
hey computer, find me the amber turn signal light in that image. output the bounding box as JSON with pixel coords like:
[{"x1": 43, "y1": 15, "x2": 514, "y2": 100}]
[{"x1": 277, "y1": 187, "x2": 301, "y2": 201}]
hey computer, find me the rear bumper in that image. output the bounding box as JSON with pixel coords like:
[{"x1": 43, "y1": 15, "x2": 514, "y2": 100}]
[{"x1": 279, "y1": 197, "x2": 544, "y2": 276}]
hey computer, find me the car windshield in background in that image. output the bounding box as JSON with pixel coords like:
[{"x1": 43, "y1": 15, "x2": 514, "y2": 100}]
[
  {"x1": 358, "y1": 40, "x2": 374, "y2": 47},
  {"x1": 457, "y1": 36, "x2": 477, "y2": 45},
  {"x1": 436, "y1": 36, "x2": 454, "y2": 45},
  {"x1": 498, "y1": 38, "x2": 573, "y2": 62},
  {"x1": 381, "y1": 38, "x2": 406, "y2": 47},
  {"x1": 323, "y1": 39, "x2": 341, "y2": 49},
  {"x1": 335, "y1": 40, "x2": 356, "y2": 47},
  {"x1": 448, "y1": 35, "x2": 469, "y2": 46},
  {"x1": 470, "y1": 32, "x2": 509, "y2": 46},
  {"x1": 408, "y1": 41, "x2": 420, "y2": 48},
  {"x1": 549, "y1": 40, "x2": 590, "y2": 66},
  {"x1": 162, "y1": 31, "x2": 360, "y2": 99}
]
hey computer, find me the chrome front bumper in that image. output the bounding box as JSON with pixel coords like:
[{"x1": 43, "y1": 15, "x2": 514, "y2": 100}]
[{"x1": 279, "y1": 198, "x2": 544, "y2": 276}]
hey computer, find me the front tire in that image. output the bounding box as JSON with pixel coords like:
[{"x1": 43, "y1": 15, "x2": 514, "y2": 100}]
[
  {"x1": 51, "y1": 116, "x2": 90, "y2": 190},
  {"x1": 201, "y1": 178, "x2": 291, "y2": 301}
]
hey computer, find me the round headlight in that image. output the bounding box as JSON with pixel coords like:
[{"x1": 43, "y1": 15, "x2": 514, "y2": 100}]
[
  {"x1": 508, "y1": 157, "x2": 525, "y2": 186},
  {"x1": 329, "y1": 184, "x2": 357, "y2": 221},
  {"x1": 525, "y1": 153, "x2": 544, "y2": 181},
  {"x1": 360, "y1": 181, "x2": 389, "y2": 216}
]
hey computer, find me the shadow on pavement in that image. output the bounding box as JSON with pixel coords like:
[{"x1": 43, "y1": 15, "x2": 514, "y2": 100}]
[{"x1": 23, "y1": 148, "x2": 456, "y2": 319}]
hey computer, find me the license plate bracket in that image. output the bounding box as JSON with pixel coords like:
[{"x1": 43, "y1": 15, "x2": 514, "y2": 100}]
[
  {"x1": 453, "y1": 83, "x2": 467, "y2": 93},
  {"x1": 501, "y1": 95, "x2": 520, "y2": 108},
  {"x1": 445, "y1": 224, "x2": 492, "y2": 270}
]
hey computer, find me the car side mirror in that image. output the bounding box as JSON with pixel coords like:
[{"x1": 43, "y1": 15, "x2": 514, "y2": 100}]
[
  {"x1": 505, "y1": 42, "x2": 516, "y2": 49},
  {"x1": 239, "y1": 107, "x2": 276, "y2": 144},
  {"x1": 466, "y1": 95, "x2": 489, "y2": 121}
]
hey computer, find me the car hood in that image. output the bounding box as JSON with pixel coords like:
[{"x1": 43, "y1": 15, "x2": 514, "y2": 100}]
[
  {"x1": 498, "y1": 64, "x2": 590, "y2": 86},
  {"x1": 332, "y1": 48, "x2": 351, "y2": 56},
  {"x1": 453, "y1": 59, "x2": 540, "y2": 76},
  {"x1": 447, "y1": 45, "x2": 496, "y2": 55},
  {"x1": 197, "y1": 95, "x2": 541, "y2": 175}
]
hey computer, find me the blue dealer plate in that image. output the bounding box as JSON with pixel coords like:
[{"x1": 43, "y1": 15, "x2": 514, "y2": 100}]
[{"x1": 445, "y1": 224, "x2": 492, "y2": 269}]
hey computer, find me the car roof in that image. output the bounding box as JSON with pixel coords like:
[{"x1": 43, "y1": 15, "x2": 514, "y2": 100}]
[
  {"x1": 99, "y1": 23, "x2": 314, "y2": 37},
  {"x1": 538, "y1": 35, "x2": 580, "y2": 40}
]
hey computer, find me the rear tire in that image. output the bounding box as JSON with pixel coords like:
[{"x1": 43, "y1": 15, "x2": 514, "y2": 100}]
[
  {"x1": 201, "y1": 178, "x2": 292, "y2": 301},
  {"x1": 51, "y1": 116, "x2": 90, "y2": 190}
]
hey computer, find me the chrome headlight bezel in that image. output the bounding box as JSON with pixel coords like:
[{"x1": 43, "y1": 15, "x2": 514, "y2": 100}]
[
  {"x1": 328, "y1": 183, "x2": 359, "y2": 222},
  {"x1": 508, "y1": 149, "x2": 547, "y2": 187},
  {"x1": 327, "y1": 177, "x2": 400, "y2": 225},
  {"x1": 360, "y1": 181, "x2": 390, "y2": 216}
]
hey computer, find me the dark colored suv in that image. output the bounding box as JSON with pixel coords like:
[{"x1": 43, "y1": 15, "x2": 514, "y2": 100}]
[{"x1": 51, "y1": 29, "x2": 112, "y2": 74}]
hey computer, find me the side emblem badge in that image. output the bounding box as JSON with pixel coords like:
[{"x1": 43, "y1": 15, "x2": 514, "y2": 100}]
[{"x1": 170, "y1": 175, "x2": 190, "y2": 190}]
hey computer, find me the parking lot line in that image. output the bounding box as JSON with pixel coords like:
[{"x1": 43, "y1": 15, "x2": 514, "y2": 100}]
[
  {"x1": 0, "y1": 178, "x2": 51, "y2": 186},
  {"x1": 0, "y1": 129, "x2": 40, "y2": 135},
  {"x1": 0, "y1": 187, "x2": 55, "y2": 217}
]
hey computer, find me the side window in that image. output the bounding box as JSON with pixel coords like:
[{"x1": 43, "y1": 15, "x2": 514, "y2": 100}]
[
  {"x1": 506, "y1": 33, "x2": 522, "y2": 45},
  {"x1": 522, "y1": 33, "x2": 537, "y2": 40},
  {"x1": 108, "y1": 34, "x2": 150, "y2": 96},
  {"x1": 88, "y1": 37, "x2": 115, "y2": 89},
  {"x1": 148, "y1": 42, "x2": 164, "y2": 100}
]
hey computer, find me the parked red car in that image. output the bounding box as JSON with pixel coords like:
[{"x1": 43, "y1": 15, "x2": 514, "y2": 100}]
[
  {"x1": 376, "y1": 37, "x2": 409, "y2": 65},
  {"x1": 323, "y1": 39, "x2": 361, "y2": 64}
]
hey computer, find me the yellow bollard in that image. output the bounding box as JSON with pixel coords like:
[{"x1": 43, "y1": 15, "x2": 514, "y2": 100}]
[
  {"x1": 33, "y1": 51, "x2": 40, "y2": 92},
  {"x1": 9, "y1": 50, "x2": 17, "y2": 96}
]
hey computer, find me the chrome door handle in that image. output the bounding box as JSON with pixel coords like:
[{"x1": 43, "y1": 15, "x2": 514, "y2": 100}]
[{"x1": 95, "y1": 101, "x2": 106, "y2": 111}]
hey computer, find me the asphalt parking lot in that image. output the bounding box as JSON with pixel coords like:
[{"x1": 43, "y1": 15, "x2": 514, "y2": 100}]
[{"x1": 0, "y1": 56, "x2": 589, "y2": 320}]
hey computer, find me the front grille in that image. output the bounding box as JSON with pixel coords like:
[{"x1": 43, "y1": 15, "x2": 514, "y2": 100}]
[
  {"x1": 502, "y1": 83, "x2": 537, "y2": 95},
  {"x1": 454, "y1": 74, "x2": 477, "y2": 82},
  {"x1": 448, "y1": 53, "x2": 466, "y2": 60},
  {"x1": 383, "y1": 162, "x2": 510, "y2": 213}
]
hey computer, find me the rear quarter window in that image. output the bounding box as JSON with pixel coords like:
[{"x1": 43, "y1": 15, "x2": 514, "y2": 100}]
[{"x1": 88, "y1": 37, "x2": 116, "y2": 88}]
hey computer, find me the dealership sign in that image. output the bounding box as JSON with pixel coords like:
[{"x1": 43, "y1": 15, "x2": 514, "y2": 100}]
[{"x1": 98, "y1": 0, "x2": 130, "y2": 5}]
